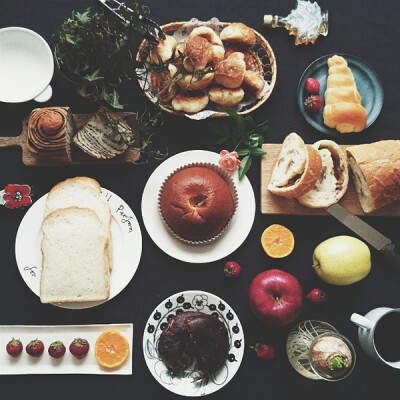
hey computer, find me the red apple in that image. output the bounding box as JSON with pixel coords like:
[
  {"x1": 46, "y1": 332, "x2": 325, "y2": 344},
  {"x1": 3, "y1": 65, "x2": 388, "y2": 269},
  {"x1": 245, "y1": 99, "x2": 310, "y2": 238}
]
[{"x1": 248, "y1": 269, "x2": 303, "y2": 326}]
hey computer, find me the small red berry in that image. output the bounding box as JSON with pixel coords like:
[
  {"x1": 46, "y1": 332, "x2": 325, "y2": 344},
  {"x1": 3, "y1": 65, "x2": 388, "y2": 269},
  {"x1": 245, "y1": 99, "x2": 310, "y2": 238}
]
[
  {"x1": 26, "y1": 339, "x2": 44, "y2": 357},
  {"x1": 6, "y1": 338, "x2": 23, "y2": 358},
  {"x1": 48, "y1": 341, "x2": 66, "y2": 359},
  {"x1": 251, "y1": 342, "x2": 275, "y2": 362},
  {"x1": 305, "y1": 77, "x2": 320, "y2": 94},
  {"x1": 306, "y1": 288, "x2": 328, "y2": 305},
  {"x1": 304, "y1": 95, "x2": 323, "y2": 113},
  {"x1": 69, "y1": 338, "x2": 90, "y2": 359},
  {"x1": 224, "y1": 261, "x2": 241, "y2": 278}
]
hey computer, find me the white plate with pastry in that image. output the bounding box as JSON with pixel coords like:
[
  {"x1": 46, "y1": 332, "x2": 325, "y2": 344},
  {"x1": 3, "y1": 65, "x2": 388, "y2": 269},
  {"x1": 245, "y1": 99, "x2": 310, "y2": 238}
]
[
  {"x1": 298, "y1": 53, "x2": 383, "y2": 136},
  {"x1": 15, "y1": 178, "x2": 142, "y2": 309},
  {"x1": 141, "y1": 150, "x2": 255, "y2": 263}
]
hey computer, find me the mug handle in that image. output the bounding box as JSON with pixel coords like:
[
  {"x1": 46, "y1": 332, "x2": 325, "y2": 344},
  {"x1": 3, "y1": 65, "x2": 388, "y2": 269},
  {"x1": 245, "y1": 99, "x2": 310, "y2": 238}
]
[
  {"x1": 33, "y1": 85, "x2": 52, "y2": 103},
  {"x1": 351, "y1": 313, "x2": 374, "y2": 330}
]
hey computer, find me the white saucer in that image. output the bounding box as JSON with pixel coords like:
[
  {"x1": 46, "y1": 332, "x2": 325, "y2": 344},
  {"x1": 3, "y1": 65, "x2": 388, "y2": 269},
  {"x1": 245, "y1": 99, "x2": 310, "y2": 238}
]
[
  {"x1": 15, "y1": 188, "x2": 142, "y2": 309},
  {"x1": 141, "y1": 150, "x2": 255, "y2": 263},
  {"x1": 143, "y1": 290, "x2": 244, "y2": 397}
]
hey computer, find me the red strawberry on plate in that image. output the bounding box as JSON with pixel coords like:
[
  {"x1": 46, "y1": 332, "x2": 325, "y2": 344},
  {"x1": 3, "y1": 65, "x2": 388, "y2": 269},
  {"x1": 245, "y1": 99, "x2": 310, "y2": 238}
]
[
  {"x1": 69, "y1": 338, "x2": 90, "y2": 359},
  {"x1": 304, "y1": 95, "x2": 323, "y2": 113},
  {"x1": 251, "y1": 342, "x2": 275, "y2": 362},
  {"x1": 305, "y1": 77, "x2": 320, "y2": 94},
  {"x1": 306, "y1": 288, "x2": 328, "y2": 305},
  {"x1": 224, "y1": 261, "x2": 241, "y2": 278},
  {"x1": 48, "y1": 341, "x2": 66, "y2": 359},
  {"x1": 26, "y1": 339, "x2": 44, "y2": 357},
  {"x1": 6, "y1": 338, "x2": 23, "y2": 358}
]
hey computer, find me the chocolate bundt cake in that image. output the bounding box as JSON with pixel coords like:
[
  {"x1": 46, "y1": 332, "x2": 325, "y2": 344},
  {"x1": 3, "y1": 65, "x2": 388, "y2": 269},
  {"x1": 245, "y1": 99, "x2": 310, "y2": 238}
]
[
  {"x1": 158, "y1": 311, "x2": 229, "y2": 379},
  {"x1": 159, "y1": 166, "x2": 235, "y2": 241}
]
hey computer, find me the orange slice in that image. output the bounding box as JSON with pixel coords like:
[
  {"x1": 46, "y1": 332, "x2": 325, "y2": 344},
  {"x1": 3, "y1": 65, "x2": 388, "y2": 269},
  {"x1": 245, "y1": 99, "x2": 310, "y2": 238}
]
[
  {"x1": 95, "y1": 331, "x2": 130, "y2": 369},
  {"x1": 261, "y1": 224, "x2": 294, "y2": 258}
]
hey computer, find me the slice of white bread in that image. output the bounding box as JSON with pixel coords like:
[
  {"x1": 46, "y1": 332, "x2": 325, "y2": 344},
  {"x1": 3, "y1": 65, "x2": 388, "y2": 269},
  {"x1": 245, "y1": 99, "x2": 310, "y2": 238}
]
[
  {"x1": 268, "y1": 133, "x2": 323, "y2": 199},
  {"x1": 298, "y1": 140, "x2": 349, "y2": 208},
  {"x1": 40, "y1": 207, "x2": 110, "y2": 304},
  {"x1": 44, "y1": 177, "x2": 113, "y2": 271},
  {"x1": 347, "y1": 140, "x2": 400, "y2": 213}
]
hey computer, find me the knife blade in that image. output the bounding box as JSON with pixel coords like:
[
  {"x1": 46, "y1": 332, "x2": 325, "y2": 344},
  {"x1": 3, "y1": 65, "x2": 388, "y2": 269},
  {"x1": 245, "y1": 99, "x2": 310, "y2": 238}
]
[{"x1": 327, "y1": 203, "x2": 400, "y2": 270}]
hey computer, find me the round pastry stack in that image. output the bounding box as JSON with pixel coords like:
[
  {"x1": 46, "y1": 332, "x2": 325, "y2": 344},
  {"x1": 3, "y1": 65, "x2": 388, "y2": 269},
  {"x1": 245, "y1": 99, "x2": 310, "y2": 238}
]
[
  {"x1": 139, "y1": 21, "x2": 277, "y2": 117},
  {"x1": 159, "y1": 164, "x2": 237, "y2": 243}
]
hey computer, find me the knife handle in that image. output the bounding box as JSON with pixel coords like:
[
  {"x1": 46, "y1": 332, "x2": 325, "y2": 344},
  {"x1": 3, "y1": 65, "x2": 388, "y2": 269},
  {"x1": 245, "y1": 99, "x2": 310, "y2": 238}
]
[{"x1": 380, "y1": 243, "x2": 400, "y2": 270}]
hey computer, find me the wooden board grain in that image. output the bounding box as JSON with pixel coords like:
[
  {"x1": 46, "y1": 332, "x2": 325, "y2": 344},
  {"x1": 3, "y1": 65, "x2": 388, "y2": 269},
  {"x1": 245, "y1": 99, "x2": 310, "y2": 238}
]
[
  {"x1": 260, "y1": 143, "x2": 400, "y2": 216},
  {"x1": 0, "y1": 112, "x2": 140, "y2": 166}
]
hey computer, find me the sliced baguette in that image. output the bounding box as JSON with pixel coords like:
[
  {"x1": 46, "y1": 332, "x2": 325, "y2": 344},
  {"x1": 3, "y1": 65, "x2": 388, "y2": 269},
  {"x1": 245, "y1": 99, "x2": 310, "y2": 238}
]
[
  {"x1": 268, "y1": 133, "x2": 323, "y2": 199},
  {"x1": 40, "y1": 207, "x2": 110, "y2": 304},
  {"x1": 298, "y1": 140, "x2": 349, "y2": 208},
  {"x1": 44, "y1": 177, "x2": 113, "y2": 271}
]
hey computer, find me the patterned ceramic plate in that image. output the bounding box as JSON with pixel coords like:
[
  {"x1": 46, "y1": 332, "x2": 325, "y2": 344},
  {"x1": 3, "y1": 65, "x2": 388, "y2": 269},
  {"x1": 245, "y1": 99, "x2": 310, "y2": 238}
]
[
  {"x1": 143, "y1": 290, "x2": 244, "y2": 397},
  {"x1": 15, "y1": 188, "x2": 142, "y2": 310},
  {"x1": 297, "y1": 53, "x2": 384, "y2": 137}
]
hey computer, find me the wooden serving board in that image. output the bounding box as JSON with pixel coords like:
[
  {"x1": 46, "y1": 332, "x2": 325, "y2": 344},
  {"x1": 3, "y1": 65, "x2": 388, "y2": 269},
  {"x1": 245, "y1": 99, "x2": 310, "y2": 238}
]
[
  {"x1": 0, "y1": 112, "x2": 140, "y2": 166},
  {"x1": 261, "y1": 143, "x2": 400, "y2": 216}
]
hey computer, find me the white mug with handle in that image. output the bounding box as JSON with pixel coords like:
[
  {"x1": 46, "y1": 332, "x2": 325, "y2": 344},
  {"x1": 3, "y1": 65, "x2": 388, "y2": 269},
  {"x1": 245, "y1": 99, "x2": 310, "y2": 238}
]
[
  {"x1": 350, "y1": 307, "x2": 400, "y2": 369},
  {"x1": 0, "y1": 27, "x2": 53, "y2": 103}
]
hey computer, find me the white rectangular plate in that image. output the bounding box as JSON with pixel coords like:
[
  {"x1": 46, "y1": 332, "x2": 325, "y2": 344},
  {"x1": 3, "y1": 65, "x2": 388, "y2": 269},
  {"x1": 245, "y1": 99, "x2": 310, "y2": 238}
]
[{"x1": 0, "y1": 324, "x2": 133, "y2": 375}]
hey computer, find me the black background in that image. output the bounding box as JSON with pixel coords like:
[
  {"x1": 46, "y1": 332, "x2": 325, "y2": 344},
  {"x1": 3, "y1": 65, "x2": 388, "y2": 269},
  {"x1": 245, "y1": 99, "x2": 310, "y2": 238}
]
[{"x1": 1, "y1": 1, "x2": 399, "y2": 399}]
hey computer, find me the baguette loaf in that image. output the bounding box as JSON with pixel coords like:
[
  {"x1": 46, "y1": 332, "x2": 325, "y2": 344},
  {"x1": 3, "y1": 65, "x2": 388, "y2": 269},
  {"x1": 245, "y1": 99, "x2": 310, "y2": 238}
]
[
  {"x1": 298, "y1": 140, "x2": 349, "y2": 208},
  {"x1": 44, "y1": 177, "x2": 113, "y2": 271},
  {"x1": 268, "y1": 133, "x2": 323, "y2": 199},
  {"x1": 40, "y1": 207, "x2": 110, "y2": 304},
  {"x1": 347, "y1": 140, "x2": 400, "y2": 213}
]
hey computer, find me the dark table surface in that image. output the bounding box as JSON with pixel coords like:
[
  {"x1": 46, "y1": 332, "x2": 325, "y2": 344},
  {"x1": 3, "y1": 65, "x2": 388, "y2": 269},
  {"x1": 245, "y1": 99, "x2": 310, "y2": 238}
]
[{"x1": 1, "y1": 0, "x2": 399, "y2": 399}]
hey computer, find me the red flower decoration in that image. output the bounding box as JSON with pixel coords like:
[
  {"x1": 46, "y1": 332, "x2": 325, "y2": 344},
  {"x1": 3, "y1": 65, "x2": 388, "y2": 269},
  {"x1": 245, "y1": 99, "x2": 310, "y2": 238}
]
[
  {"x1": 3, "y1": 184, "x2": 32, "y2": 209},
  {"x1": 219, "y1": 150, "x2": 241, "y2": 171}
]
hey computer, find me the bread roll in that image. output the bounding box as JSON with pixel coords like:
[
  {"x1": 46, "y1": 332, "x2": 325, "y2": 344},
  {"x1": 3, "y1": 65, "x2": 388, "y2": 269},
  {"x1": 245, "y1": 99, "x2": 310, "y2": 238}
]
[
  {"x1": 183, "y1": 36, "x2": 212, "y2": 71},
  {"x1": 323, "y1": 55, "x2": 368, "y2": 133},
  {"x1": 150, "y1": 65, "x2": 178, "y2": 102},
  {"x1": 209, "y1": 85, "x2": 244, "y2": 106},
  {"x1": 347, "y1": 140, "x2": 400, "y2": 213},
  {"x1": 268, "y1": 133, "x2": 322, "y2": 199},
  {"x1": 172, "y1": 92, "x2": 209, "y2": 114},
  {"x1": 242, "y1": 70, "x2": 264, "y2": 97},
  {"x1": 189, "y1": 26, "x2": 223, "y2": 46},
  {"x1": 298, "y1": 140, "x2": 349, "y2": 208},
  {"x1": 27, "y1": 107, "x2": 74, "y2": 162},
  {"x1": 148, "y1": 35, "x2": 177, "y2": 63},
  {"x1": 170, "y1": 64, "x2": 214, "y2": 91},
  {"x1": 225, "y1": 45, "x2": 259, "y2": 71},
  {"x1": 215, "y1": 52, "x2": 246, "y2": 89},
  {"x1": 220, "y1": 23, "x2": 256, "y2": 47},
  {"x1": 209, "y1": 45, "x2": 225, "y2": 67}
]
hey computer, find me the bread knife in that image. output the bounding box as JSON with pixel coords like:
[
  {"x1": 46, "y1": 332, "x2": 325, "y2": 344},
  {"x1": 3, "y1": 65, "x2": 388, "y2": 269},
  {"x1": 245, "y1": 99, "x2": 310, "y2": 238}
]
[{"x1": 327, "y1": 204, "x2": 400, "y2": 270}]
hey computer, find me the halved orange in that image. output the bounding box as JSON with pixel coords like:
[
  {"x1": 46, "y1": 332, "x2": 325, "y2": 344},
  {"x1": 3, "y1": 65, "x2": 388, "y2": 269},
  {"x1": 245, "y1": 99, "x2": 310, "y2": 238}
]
[
  {"x1": 261, "y1": 224, "x2": 294, "y2": 258},
  {"x1": 95, "y1": 331, "x2": 130, "y2": 369}
]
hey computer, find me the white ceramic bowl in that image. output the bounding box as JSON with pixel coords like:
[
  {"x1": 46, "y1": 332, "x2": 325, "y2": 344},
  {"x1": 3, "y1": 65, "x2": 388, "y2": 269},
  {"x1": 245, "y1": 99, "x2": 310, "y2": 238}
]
[{"x1": 0, "y1": 27, "x2": 53, "y2": 103}]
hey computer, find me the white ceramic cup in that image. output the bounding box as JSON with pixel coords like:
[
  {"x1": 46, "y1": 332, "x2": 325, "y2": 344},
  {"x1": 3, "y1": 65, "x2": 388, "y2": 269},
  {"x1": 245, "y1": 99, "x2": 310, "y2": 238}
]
[
  {"x1": 0, "y1": 27, "x2": 53, "y2": 103},
  {"x1": 350, "y1": 307, "x2": 400, "y2": 369}
]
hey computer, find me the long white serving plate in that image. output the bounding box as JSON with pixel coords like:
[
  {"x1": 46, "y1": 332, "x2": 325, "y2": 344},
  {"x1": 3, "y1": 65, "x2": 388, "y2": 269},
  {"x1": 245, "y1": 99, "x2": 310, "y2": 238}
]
[{"x1": 0, "y1": 324, "x2": 133, "y2": 375}]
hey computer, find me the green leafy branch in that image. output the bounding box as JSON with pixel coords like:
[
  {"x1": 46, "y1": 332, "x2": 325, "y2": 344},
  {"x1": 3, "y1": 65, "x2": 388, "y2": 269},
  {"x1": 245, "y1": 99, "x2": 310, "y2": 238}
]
[{"x1": 209, "y1": 107, "x2": 268, "y2": 180}]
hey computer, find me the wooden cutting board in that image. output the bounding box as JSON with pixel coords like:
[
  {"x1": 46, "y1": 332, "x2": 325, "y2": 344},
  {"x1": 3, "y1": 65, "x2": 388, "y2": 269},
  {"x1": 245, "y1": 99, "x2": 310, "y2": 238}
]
[
  {"x1": 260, "y1": 143, "x2": 400, "y2": 216},
  {"x1": 0, "y1": 112, "x2": 140, "y2": 166}
]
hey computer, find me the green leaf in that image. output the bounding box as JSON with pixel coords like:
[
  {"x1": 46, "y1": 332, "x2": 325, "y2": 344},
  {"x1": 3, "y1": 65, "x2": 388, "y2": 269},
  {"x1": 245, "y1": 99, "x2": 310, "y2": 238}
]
[
  {"x1": 84, "y1": 68, "x2": 103, "y2": 82},
  {"x1": 330, "y1": 357, "x2": 345, "y2": 370},
  {"x1": 250, "y1": 148, "x2": 266, "y2": 156},
  {"x1": 103, "y1": 89, "x2": 123, "y2": 109},
  {"x1": 238, "y1": 156, "x2": 252, "y2": 180},
  {"x1": 236, "y1": 149, "x2": 249, "y2": 156}
]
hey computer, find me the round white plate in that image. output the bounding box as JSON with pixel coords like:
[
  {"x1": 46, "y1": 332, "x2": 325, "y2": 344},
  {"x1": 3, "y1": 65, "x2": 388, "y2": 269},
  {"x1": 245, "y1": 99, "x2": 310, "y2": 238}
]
[
  {"x1": 0, "y1": 27, "x2": 54, "y2": 103},
  {"x1": 141, "y1": 150, "x2": 256, "y2": 263},
  {"x1": 143, "y1": 290, "x2": 244, "y2": 397},
  {"x1": 15, "y1": 188, "x2": 142, "y2": 309}
]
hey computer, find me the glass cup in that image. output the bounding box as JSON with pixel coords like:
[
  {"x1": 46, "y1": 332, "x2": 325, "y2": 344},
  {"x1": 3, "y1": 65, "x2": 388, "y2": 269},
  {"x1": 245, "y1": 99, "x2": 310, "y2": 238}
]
[{"x1": 286, "y1": 320, "x2": 356, "y2": 381}]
